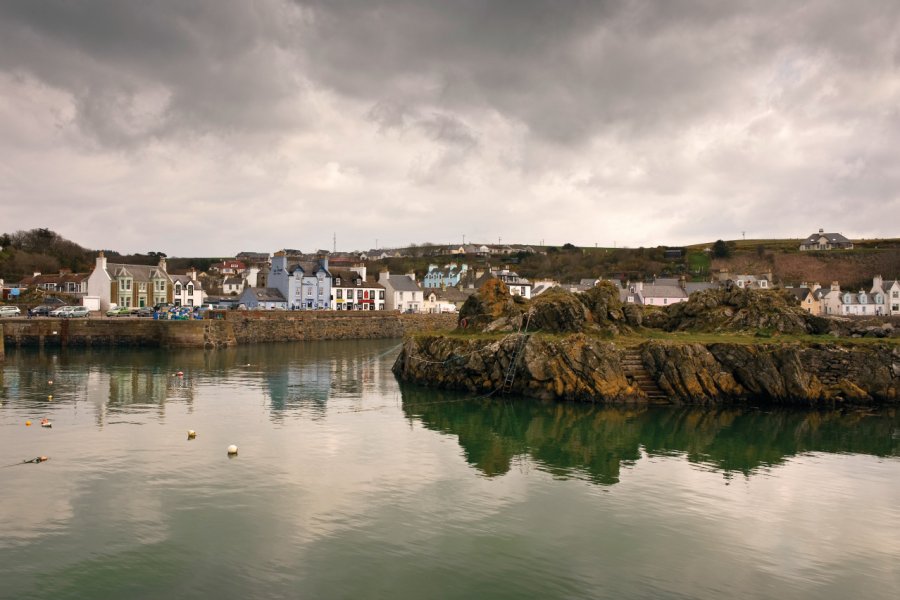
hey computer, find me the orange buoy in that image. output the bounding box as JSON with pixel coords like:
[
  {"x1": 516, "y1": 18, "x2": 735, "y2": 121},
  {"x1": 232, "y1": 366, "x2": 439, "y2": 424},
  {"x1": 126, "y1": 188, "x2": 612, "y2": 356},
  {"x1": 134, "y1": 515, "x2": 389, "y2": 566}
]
[{"x1": 25, "y1": 420, "x2": 32, "y2": 426}]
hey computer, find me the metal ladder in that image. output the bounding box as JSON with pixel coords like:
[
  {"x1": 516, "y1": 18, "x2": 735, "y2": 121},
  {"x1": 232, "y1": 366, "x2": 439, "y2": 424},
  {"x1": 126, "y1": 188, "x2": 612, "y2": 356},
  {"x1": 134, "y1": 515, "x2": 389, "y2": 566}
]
[{"x1": 502, "y1": 312, "x2": 532, "y2": 394}]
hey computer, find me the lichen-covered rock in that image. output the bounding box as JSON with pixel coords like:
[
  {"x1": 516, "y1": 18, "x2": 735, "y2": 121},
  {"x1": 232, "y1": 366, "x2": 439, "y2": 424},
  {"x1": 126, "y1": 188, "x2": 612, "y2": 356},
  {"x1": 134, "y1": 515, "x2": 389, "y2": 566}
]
[
  {"x1": 527, "y1": 288, "x2": 589, "y2": 333},
  {"x1": 458, "y1": 279, "x2": 524, "y2": 331},
  {"x1": 664, "y1": 288, "x2": 814, "y2": 334}
]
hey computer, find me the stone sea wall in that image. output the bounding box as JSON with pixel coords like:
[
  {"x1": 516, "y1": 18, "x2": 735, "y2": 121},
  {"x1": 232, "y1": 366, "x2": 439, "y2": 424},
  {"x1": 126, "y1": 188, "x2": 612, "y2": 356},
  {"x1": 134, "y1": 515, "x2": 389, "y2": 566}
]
[
  {"x1": 393, "y1": 334, "x2": 900, "y2": 406},
  {"x1": 0, "y1": 313, "x2": 456, "y2": 351}
]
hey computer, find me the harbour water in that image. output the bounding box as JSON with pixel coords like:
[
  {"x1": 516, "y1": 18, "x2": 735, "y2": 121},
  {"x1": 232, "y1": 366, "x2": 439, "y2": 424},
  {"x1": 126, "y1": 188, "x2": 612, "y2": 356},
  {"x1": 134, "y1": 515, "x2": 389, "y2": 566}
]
[{"x1": 1, "y1": 340, "x2": 898, "y2": 599}]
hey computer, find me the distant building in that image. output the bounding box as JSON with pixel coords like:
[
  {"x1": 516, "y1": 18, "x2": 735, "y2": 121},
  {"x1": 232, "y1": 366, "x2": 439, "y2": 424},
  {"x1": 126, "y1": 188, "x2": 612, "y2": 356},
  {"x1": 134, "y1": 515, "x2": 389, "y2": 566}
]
[
  {"x1": 18, "y1": 269, "x2": 88, "y2": 297},
  {"x1": 237, "y1": 287, "x2": 287, "y2": 310},
  {"x1": 330, "y1": 267, "x2": 385, "y2": 310},
  {"x1": 423, "y1": 263, "x2": 469, "y2": 289},
  {"x1": 799, "y1": 228, "x2": 854, "y2": 251}
]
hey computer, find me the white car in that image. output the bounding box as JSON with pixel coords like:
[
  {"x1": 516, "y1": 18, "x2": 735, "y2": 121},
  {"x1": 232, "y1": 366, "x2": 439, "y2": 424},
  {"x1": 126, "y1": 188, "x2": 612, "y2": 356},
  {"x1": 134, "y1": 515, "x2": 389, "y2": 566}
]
[
  {"x1": 0, "y1": 305, "x2": 21, "y2": 317},
  {"x1": 49, "y1": 305, "x2": 76, "y2": 317}
]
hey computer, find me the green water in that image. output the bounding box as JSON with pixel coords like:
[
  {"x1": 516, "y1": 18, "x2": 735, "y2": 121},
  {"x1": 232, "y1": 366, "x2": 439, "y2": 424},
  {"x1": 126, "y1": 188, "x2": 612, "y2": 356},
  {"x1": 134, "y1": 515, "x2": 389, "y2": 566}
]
[{"x1": 1, "y1": 340, "x2": 898, "y2": 599}]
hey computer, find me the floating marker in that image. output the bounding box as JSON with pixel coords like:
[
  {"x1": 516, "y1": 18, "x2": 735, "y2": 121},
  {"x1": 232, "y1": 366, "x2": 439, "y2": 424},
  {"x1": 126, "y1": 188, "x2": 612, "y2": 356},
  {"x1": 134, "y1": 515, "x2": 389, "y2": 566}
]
[
  {"x1": 48, "y1": 395, "x2": 53, "y2": 400},
  {"x1": 25, "y1": 420, "x2": 32, "y2": 427},
  {"x1": 227, "y1": 444, "x2": 238, "y2": 456},
  {"x1": 48, "y1": 380, "x2": 53, "y2": 385},
  {"x1": 187, "y1": 430, "x2": 196, "y2": 439},
  {"x1": 41, "y1": 418, "x2": 52, "y2": 428},
  {"x1": 176, "y1": 371, "x2": 184, "y2": 377}
]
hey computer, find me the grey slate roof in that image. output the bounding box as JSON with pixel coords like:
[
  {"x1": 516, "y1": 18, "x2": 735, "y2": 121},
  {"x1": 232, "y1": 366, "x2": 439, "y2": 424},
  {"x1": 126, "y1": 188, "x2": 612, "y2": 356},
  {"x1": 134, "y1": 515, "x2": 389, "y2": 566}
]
[
  {"x1": 385, "y1": 275, "x2": 422, "y2": 293},
  {"x1": 804, "y1": 231, "x2": 852, "y2": 244},
  {"x1": 640, "y1": 285, "x2": 687, "y2": 299},
  {"x1": 248, "y1": 288, "x2": 286, "y2": 302}
]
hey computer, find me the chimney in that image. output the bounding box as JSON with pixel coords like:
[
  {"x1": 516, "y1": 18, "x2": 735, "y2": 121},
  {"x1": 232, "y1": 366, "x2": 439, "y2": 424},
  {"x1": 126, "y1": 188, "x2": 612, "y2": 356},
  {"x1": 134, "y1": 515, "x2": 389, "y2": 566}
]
[
  {"x1": 96, "y1": 251, "x2": 107, "y2": 273},
  {"x1": 350, "y1": 263, "x2": 367, "y2": 281},
  {"x1": 158, "y1": 257, "x2": 167, "y2": 272},
  {"x1": 407, "y1": 270, "x2": 416, "y2": 282},
  {"x1": 189, "y1": 267, "x2": 197, "y2": 282},
  {"x1": 379, "y1": 271, "x2": 390, "y2": 283},
  {"x1": 819, "y1": 228, "x2": 824, "y2": 234},
  {"x1": 830, "y1": 281, "x2": 840, "y2": 292},
  {"x1": 873, "y1": 275, "x2": 883, "y2": 291},
  {"x1": 811, "y1": 283, "x2": 821, "y2": 292},
  {"x1": 33, "y1": 272, "x2": 41, "y2": 277},
  {"x1": 59, "y1": 268, "x2": 71, "y2": 275}
]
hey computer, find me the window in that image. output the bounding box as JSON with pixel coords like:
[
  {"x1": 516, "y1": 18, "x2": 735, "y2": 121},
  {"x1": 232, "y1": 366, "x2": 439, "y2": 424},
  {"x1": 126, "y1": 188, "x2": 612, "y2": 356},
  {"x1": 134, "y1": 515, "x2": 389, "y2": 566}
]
[
  {"x1": 187, "y1": 285, "x2": 193, "y2": 295},
  {"x1": 357, "y1": 289, "x2": 363, "y2": 299},
  {"x1": 379, "y1": 290, "x2": 385, "y2": 299},
  {"x1": 335, "y1": 278, "x2": 341, "y2": 286},
  {"x1": 307, "y1": 288, "x2": 313, "y2": 297},
  {"x1": 139, "y1": 283, "x2": 146, "y2": 292},
  {"x1": 336, "y1": 289, "x2": 343, "y2": 299},
  {"x1": 175, "y1": 284, "x2": 181, "y2": 295}
]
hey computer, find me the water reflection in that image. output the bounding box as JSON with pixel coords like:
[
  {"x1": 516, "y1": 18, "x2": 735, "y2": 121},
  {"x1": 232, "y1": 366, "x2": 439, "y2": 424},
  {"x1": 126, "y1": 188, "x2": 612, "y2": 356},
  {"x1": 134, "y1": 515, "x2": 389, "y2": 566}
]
[
  {"x1": 0, "y1": 341, "x2": 395, "y2": 425},
  {"x1": 400, "y1": 385, "x2": 900, "y2": 484}
]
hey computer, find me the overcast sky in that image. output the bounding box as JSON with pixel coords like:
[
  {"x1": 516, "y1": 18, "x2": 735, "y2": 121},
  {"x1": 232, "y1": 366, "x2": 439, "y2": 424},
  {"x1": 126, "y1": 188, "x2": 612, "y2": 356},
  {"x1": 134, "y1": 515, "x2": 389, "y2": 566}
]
[{"x1": 1, "y1": 0, "x2": 898, "y2": 256}]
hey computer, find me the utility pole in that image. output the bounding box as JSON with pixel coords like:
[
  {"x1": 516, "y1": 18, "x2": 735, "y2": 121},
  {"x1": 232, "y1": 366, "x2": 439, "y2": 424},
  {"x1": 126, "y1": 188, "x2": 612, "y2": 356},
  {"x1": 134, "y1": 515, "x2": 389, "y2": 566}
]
[
  {"x1": 462, "y1": 234, "x2": 465, "y2": 245},
  {"x1": 333, "y1": 232, "x2": 336, "y2": 254}
]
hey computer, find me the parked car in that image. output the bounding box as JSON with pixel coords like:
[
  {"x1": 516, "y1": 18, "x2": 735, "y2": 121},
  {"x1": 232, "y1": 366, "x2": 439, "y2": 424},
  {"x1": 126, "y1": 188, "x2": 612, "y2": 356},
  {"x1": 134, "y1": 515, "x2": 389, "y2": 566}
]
[
  {"x1": 49, "y1": 306, "x2": 76, "y2": 317},
  {"x1": 106, "y1": 306, "x2": 132, "y2": 317},
  {"x1": 65, "y1": 306, "x2": 91, "y2": 318},
  {"x1": 134, "y1": 307, "x2": 155, "y2": 318},
  {"x1": 0, "y1": 306, "x2": 21, "y2": 317},
  {"x1": 29, "y1": 304, "x2": 56, "y2": 316},
  {"x1": 153, "y1": 303, "x2": 174, "y2": 311}
]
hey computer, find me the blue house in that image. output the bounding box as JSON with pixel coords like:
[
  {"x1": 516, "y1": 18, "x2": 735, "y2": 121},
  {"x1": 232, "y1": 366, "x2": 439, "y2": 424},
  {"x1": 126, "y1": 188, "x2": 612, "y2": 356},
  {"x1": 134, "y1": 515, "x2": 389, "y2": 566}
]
[{"x1": 423, "y1": 263, "x2": 468, "y2": 289}]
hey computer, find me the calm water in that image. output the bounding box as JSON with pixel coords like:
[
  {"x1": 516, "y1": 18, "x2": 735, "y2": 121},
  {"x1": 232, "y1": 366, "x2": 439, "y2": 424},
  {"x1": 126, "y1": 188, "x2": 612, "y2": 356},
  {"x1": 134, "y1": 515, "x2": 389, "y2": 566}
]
[{"x1": 1, "y1": 340, "x2": 898, "y2": 600}]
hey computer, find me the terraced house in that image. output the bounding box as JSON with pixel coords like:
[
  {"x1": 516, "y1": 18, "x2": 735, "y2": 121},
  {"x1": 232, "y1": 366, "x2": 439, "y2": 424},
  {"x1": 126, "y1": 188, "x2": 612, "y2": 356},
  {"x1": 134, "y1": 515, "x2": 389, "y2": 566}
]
[
  {"x1": 86, "y1": 252, "x2": 170, "y2": 311},
  {"x1": 330, "y1": 267, "x2": 385, "y2": 310}
]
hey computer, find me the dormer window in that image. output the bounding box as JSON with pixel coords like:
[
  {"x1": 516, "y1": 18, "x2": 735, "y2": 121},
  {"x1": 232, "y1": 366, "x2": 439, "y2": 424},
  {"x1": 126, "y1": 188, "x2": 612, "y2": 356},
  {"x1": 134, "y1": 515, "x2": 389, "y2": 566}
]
[
  {"x1": 335, "y1": 277, "x2": 341, "y2": 286},
  {"x1": 859, "y1": 294, "x2": 867, "y2": 304},
  {"x1": 843, "y1": 293, "x2": 851, "y2": 304},
  {"x1": 187, "y1": 284, "x2": 194, "y2": 295},
  {"x1": 175, "y1": 283, "x2": 182, "y2": 294}
]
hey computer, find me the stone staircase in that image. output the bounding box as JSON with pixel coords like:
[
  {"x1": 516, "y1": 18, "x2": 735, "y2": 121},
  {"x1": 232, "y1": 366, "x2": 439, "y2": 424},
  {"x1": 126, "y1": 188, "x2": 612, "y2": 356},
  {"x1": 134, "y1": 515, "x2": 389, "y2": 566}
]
[{"x1": 621, "y1": 348, "x2": 669, "y2": 403}]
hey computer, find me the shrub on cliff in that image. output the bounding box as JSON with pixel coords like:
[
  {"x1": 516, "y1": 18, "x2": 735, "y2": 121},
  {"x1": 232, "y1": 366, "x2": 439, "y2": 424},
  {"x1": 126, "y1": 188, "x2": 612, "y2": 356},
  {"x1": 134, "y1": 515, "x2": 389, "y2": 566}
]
[{"x1": 664, "y1": 287, "x2": 815, "y2": 334}]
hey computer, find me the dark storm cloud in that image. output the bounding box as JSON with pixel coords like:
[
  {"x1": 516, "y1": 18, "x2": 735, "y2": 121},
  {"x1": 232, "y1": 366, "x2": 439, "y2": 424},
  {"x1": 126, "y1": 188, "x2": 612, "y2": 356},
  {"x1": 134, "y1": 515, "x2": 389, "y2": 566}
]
[{"x1": 0, "y1": 0, "x2": 309, "y2": 145}]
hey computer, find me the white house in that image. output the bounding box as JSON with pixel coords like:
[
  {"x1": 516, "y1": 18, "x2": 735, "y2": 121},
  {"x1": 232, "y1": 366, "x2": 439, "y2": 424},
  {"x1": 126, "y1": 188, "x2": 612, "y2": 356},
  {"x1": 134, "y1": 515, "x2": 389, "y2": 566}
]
[
  {"x1": 887, "y1": 279, "x2": 900, "y2": 315},
  {"x1": 799, "y1": 228, "x2": 854, "y2": 251},
  {"x1": 170, "y1": 269, "x2": 205, "y2": 307},
  {"x1": 379, "y1": 272, "x2": 424, "y2": 312},
  {"x1": 821, "y1": 282, "x2": 843, "y2": 315}
]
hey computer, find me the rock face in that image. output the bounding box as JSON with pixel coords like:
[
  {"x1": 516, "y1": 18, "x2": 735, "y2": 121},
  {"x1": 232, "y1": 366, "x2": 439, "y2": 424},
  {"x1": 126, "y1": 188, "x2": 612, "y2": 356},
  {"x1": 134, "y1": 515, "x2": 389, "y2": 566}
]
[
  {"x1": 394, "y1": 334, "x2": 638, "y2": 402},
  {"x1": 393, "y1": 335, "x2": 900, "y2": 405}
]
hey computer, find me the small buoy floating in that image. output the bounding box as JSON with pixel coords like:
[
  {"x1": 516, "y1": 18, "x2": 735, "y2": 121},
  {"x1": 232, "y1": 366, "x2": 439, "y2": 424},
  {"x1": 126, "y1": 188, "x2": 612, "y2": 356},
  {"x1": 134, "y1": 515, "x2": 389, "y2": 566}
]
[
  {"x1": 24, "y1": 456, "x2": 49, "y2": 464},
  {"x1": 48, "y1": 380, "x2": 53, "y2": 385},
  {"x1": 25, "y1": 420, "x2": 32, "y2": 427},
  {"x1": 176, "y1": 371, "x2": 184, "y2": 377},
  {"x1": 48, "y1": 395, "x2": 53, "y2": 400},
  {"x1": 227, "y1": 444, "x2": 238, "y2": 456},
  {"x1": 187, "y1": 430, "x2": 196, "y2": 440},
  {"x1": 41, "y1": 418, "x2": 52, "y2": 428}
]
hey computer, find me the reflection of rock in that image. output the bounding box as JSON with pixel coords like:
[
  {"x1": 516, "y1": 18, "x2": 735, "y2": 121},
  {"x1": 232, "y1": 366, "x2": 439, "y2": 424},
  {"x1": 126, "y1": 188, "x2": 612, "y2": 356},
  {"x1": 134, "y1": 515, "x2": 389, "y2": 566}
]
[
  {"x1": 394, "y1": 335, "x2": 900, "y2": 405},
  {"x1": 401, "y1": 387, "x2": 900, "y2": 484}
]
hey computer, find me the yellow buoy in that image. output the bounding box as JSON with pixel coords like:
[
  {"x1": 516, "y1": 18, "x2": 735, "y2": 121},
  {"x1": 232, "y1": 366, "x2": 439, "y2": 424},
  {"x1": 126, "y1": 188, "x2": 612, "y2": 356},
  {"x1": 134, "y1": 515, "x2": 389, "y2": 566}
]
[
  {"x1": 25, "y1": 420, "x2": 32, "y2": 426},
  {"x1": 48, "y1": 395, "x2": 53, "y2": 400},
  {"x1": 187, "y1": 430, "x2": 196, "y2": 439},
  {"x1": 227, "y1": 444, "x2": 238, "y2": 456}
]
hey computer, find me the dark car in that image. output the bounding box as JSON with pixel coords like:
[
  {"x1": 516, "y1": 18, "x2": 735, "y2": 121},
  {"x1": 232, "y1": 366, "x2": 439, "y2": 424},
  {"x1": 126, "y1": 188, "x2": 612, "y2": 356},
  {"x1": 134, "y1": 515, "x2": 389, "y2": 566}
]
[
  {"x1": 153, "y1": 303, "x2": 174, "y2": 311},
  {"x1": 29, "y1": 304, "x2": 56, "y2": 316},
  {"x1": 135, "y1": 307, "x2": 155, "y2": 318}
]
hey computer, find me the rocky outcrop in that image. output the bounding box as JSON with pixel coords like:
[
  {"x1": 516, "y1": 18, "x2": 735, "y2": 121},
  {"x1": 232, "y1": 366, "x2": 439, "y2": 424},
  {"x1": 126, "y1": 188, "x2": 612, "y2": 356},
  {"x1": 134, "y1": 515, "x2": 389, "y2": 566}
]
[
  {"x1": 664, "y1": 287, "x2": 821, "y2": 334},
  {"x1": 394, "y1": 335, "x2": 900, "y2": 405}
]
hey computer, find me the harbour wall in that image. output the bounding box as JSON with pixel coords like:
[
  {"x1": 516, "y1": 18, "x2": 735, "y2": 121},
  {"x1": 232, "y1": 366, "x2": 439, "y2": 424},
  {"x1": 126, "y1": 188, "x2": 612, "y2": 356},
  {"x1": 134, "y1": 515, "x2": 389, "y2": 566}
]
[{"x1": 0, "y1": 313, "x2": 457, "y2": 351}]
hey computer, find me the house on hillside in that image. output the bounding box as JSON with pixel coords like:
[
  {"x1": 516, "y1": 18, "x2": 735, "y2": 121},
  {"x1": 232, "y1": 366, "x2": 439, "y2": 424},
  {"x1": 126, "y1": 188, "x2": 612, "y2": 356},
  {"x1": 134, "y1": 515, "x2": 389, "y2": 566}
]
[
  {"x1": 423, "y1": 263, "x2": 469, "y2": 289},
  {"x1": 18, "y1": 269, "x2": 88, "y2": 297},
  {"x1": 799, "y1": 228, "x2": 854, "y2": 251},
  {"x1": 209, "y1": 260, "x2": 247, "y2": 275},
  {"x1": 86, "y1": 253, "x2": 171, "y2": 311}
]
